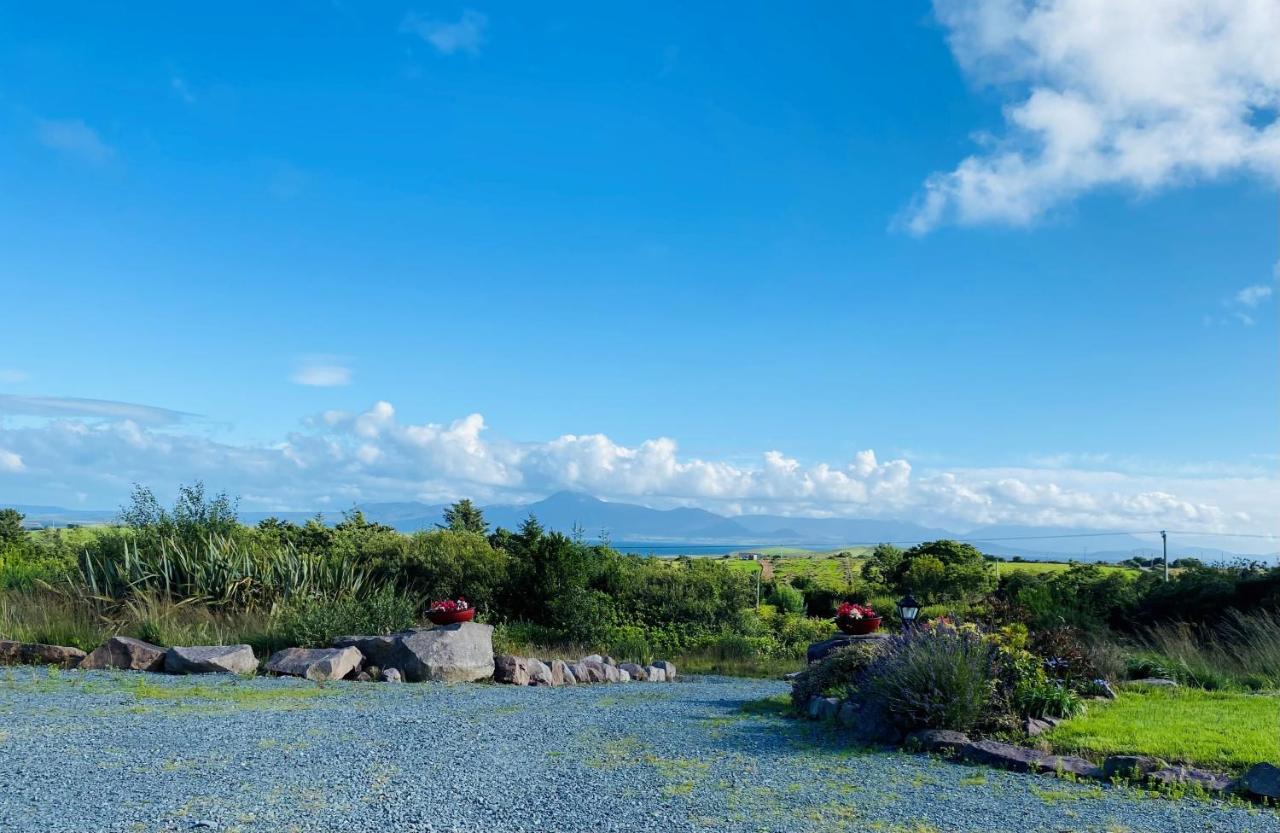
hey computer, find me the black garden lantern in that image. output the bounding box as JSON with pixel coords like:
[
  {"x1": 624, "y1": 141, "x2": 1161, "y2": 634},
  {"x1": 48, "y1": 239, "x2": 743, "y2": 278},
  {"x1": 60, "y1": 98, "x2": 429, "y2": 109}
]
[{"x1": 896, "y1": 592, "x2": 920, "y2": 629}]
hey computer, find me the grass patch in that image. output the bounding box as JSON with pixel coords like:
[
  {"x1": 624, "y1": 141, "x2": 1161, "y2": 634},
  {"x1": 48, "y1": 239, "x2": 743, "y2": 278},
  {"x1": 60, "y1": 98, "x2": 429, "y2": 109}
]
[
  {"x1": 740, "y1": 694, "x2": 792, "y2": 717},
  {"x1": 675, "y1": 653, "x2": 802, "y2": 679},
  {"x1": 124, "y1": 677, "x2": 333, "y2": 707},
  {"x1": 1045, "y1": 686, "x2": 1280, "y2": 772}
]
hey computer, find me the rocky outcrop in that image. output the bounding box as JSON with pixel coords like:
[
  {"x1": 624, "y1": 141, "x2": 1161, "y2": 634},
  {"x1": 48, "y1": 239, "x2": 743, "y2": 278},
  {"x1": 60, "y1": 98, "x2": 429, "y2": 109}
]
[
  {"x1": 382, "y1": 668, "x2": 403, "y2": 683},
  {"x1": 643, "y1": 665, "x2": 667, "y2": 682},
  {"x1": 387, "y1": 622, "x2": 494, "y2": 683},
  {"x1": 264, "y1": 646, "x2": 364, "y2": 682},
  {"x1": 652, "y1": 660, "x2": 676, "y2": 681},
  {"x1": 332, "y1": 631, "x2": 422, "y2": 669},
  {"x1": 164, "y1": 645, "x2": 258, "y2": 675},
  {"x1": 80, "y1": 636, "x2": 166, "y2": 672},
  {"x1": 0, "y1": 640, "x2": 87, "y2": 669}
]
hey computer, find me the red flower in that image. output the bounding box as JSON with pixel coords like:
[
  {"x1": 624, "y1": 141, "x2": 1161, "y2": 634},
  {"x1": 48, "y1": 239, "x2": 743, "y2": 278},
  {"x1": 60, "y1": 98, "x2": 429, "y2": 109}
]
[
  {"x1": 835, "y1": 602, "x2": 877, "y2": 621},
  {"x1": 429, "y1": 598, "x2": 470, "y2": 613}
]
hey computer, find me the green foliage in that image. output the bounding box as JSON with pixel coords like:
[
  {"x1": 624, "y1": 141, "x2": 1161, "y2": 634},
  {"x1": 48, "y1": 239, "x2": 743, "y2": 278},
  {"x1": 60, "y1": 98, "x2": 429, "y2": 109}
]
[
  {"x1": 441, "y1": 499, "x2": 488, "y2": 534},
  {"x1": 377, "y1": 529, "x2": 508, "y2": 611},
  {"x1": 119, "y1": 482, "x2": 239, "y2": 549},
  {"x1": 861, "y1": 629, "x2": 1001, "y2": 733},
  {"x1": 862, "y1": 539, "x2": 994, "y2": 603},
  {"x1": 0, "y1": 508, "x2": 28, "y2": 547},
  {"x1": 270, "y1": 585, "x2": 419, "y2": 649},
  {"x1": 789, "y1": 641, "x2": 886, "y2": 711},
  {"x1": 1014, "y1": 678, "x2": 1083, "y2": 719},
  {"x1": 769, "y1": 582, "x2": 806, "y2": 616}
]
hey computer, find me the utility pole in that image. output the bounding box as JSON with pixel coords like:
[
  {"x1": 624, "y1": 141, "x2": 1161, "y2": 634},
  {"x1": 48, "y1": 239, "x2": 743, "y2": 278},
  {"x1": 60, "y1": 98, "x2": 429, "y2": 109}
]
[{"x1": 1161, "y1": 530, "x2": 1168, "y2": 582}]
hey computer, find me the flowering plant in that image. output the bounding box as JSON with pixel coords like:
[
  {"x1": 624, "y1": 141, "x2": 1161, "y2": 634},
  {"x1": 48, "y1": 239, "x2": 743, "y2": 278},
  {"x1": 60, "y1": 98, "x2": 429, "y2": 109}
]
[
  {"x1": 429, "y1": 598, "x2": 470, "y2": 613},
  {"x1": 835, "y1": 602, "x2": 877, "y2": 621}
]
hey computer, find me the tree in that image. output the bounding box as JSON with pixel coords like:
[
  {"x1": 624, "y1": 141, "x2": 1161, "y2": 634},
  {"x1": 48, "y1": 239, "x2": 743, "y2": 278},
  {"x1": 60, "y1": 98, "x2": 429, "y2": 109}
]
[
  {"x1": 441, "y1": 499, "x2": 488, "y2": 535},
  {"x1": 0, "y1": 508, "x2": 27, "y2": 547},
  {"x1": 119, "y1": 481, "x2": 239, "y2": 544}
]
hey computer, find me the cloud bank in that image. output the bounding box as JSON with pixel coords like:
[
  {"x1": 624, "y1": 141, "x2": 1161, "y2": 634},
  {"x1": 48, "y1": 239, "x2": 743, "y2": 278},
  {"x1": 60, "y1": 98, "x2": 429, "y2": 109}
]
[
  {"x1": 909, "y1": 0, "x2": 1280, "y2": 232},
  {"x1": 0, "y1": 399, "x2": 1273, "y2": 534}
]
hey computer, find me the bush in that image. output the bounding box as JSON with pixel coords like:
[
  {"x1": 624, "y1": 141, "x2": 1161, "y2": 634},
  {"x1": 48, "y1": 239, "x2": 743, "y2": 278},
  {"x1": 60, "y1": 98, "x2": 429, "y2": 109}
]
[
  {"x1": 770, "y1": 582, "x2": 806, "y2": 616},
  {"x1": 1014, "y1": 678, "x2": 1083, "y2": 719},
  {"x1": 789, "y1": 641, "x2": 885, "y2": 711},
  {"x1": 861, "y1": 629, "x2": 1000, "y2": 733},
  {"x1": 271, "y1": 586, "x2": 419, "y2": 648}
]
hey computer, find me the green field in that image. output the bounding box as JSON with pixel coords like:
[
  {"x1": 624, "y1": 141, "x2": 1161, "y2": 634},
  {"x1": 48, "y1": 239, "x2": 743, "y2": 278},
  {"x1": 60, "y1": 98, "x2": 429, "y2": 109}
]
[{"x1": 1045, "y1": 686, "x2": 1280, "y2": 772}]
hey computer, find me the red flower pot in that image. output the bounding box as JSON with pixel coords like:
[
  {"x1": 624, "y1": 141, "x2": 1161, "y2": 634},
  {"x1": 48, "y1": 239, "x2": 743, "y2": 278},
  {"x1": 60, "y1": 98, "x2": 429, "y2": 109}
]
[
  {"x1": 837, "y1": 615, "x2": 882, "y2": 635},
  {"x1": 427, "y1": 608, "x2": 476, "y2": 626}
]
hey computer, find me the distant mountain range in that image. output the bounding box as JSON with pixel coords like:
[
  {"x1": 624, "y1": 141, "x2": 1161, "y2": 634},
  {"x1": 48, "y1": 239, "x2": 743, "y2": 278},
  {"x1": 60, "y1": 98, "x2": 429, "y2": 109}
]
[{"x1": 8, "y1": 491, "x2": 1273, "y2": 563}]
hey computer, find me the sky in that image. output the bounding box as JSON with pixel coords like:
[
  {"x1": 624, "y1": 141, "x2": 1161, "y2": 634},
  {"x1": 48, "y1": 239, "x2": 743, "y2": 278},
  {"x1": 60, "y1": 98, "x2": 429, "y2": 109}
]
[{"x1": 0, "y1": 1, "x2": 1277, "y2": 537}]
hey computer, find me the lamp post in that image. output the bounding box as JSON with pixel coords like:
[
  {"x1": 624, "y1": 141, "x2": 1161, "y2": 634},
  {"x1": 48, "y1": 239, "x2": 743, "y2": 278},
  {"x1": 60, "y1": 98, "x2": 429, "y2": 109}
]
[{"x1": 896, "y1": 592, "x2": 920, "y2": 631}]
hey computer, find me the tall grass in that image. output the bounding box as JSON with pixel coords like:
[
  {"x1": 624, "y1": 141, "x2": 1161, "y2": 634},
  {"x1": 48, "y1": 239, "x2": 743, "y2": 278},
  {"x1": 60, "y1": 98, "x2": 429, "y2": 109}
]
[
  {"x1": 79, "y1": 535, "x2": 370, "y2": 609},
  {"x1": 1135, "y1": 609, "x2": 1280, "y2": 690}
]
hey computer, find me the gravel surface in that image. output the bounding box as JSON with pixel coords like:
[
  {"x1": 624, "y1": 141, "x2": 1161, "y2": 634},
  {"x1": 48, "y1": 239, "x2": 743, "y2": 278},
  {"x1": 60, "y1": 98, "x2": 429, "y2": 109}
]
[{"x1": 2, "y1": 667, "x2": 1277, "y2": 833}]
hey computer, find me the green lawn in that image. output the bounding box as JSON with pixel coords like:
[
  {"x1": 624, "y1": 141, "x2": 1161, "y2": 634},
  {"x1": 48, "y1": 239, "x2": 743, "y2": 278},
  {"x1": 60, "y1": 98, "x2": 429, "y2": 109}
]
[{"x1": 1045, "y1": 686, "x2": 1280, "y2": 772}]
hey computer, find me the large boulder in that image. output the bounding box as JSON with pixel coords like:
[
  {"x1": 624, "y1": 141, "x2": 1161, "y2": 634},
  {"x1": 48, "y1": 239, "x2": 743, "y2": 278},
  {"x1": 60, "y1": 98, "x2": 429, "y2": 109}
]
[
  {"x1": 164, "y1": 645, "x2": 258, "y2": 676},
  {"x1": 264, "y1": 646, "x2": 364, "y2": 682},
  {"x1": 601, "y1": 663, "x2": 622, "y2": 683},
  {"x1": 80, "y1": 636, "x2": 165, "y2": 672},
  {"x1": 386, "y1": 622, "x2": 494, "y2": 683},
  {"x1": 527, "y1": 659, "x2": 556, "y2": 686},
  {"x1": 0, "y1": 640, "x2": 87, "y2": 669},
  {"x1": 332, "y1": 630, "x2": 424, "y2": 669},
  {"x1": 652, "y1": 660, "x2": 677, "y2": 681},
  {"x1": 1102, "y1": 755, "x2": 1166, "y2": 780},
  {"x1": 907, "y1": 729, "x2": 972, "y2": 755},
  {"x1": 573, "y1": 660, "x2": 607, "y2": 683},
  {"x1": 642, "y1": 665, "x2": 667, "y2": 682},
  {"x1": 1240, "y1": 763, "x2": 1280, "y2": 801},
  {"x1": 960, "y1": 740, "x2": 1099, "y2": 778},
  {"x1": 551, "y1": 660, "x2": 576, "y2": 686},
  {"x1": 619, "y1": 662, "x2": 646, "y2": 681},
  {"x1": 494, "y1": 655, "x2": 531, "y2": 685},
  {"x1": 1148, "y1": 766, "x2": 1234, "y2": 793}
]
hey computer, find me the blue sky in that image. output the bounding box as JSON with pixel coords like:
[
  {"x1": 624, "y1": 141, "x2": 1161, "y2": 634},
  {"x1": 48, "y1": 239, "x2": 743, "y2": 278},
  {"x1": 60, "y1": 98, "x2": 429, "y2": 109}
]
[{"x1": 0, "y1": 2, "x2": 1277, "y2": 536}]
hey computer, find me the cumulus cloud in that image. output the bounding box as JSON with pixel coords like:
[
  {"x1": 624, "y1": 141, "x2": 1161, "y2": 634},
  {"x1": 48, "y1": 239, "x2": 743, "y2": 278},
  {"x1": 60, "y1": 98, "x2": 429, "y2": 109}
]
[
  {"x1": 401, "y1": 9, "x2": 487, "y2": 55},
  {"x1": 1236, "y1": 284, "x2": 1274, "y2": 308},
  {"x1": 290, "y1": 357, "x2": 352, "y2": 387},
  {"x1": 35, "y1": 118, "x2": 114, "y2": 163},
  {"x1": 0, "y1": 399, "x2": 1273, "y2": 535},
  {"x1": 908, "y1": 0, "x2": 1280, "y2": 232}
]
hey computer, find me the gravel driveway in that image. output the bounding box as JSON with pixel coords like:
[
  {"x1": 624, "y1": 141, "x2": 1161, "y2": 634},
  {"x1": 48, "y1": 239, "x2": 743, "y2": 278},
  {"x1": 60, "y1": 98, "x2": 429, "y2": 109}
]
[{"x1": 2, "y1": 668, "x2": 1276, "y2": 832}]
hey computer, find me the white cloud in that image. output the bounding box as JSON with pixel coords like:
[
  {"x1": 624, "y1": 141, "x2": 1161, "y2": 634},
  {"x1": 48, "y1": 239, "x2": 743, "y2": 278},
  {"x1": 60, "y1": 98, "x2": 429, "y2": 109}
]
[
  {"x1": 908, "y1": 0, "x2": 1280, "y2": 232},
  {"x1": 0, "y1": 399, "x2": 1273, "y2": 535},
  {"x1": 35, "y1": 118, "x2": 114, "y2": 163},
  {"x1": 1236, "y1": 284, "x2": 1274, "y2": 307},
  {"x1": 0, "y1": 395, "x2": 191, "y2": 425},
  {"x1": 171, "y1": 76, "x2": 195, "y2": 104},
  {"x1": 401, "y1": 9, "x2": 487, "y2": 55},
  {"x1": 290, "y1": 357, "x2": 352, "y2": 387}
]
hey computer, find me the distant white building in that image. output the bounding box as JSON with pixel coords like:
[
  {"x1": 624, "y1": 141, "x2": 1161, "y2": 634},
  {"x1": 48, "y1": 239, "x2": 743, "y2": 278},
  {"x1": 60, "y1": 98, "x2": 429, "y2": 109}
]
[{"x1": 739, "y1": 552, "x2": 761, "y2": 561}]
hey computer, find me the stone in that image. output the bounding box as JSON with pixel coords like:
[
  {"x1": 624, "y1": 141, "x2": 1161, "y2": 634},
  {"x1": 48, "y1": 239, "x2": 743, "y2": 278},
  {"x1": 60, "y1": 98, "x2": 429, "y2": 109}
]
[
  {"x1": 652, "y1": 660, "x2": 676, "y2": 681},
  {"x1": 387, "y1": 622, "x2": 495, "y2": 683},
  {"x1": 494, "y1": 655, "x2": 531, "y2": 686},
  {"x1": 806, "y1": 696, "x2": 826, "y2": 720},
  {"x1": 265, "y1": 646, "x2": 364, "y2": 682},
  {"x1": 1096, "y1": 680, "x2": 1118, "y2": 699},
  {"x1": 1103, "y1": 755, "x2": 1166, "y2": 780},
  {"x1": 0, "y1": 640, "x2": 87, "y2": 669},
  {"x1": 527, "y1": 659, "x2": 556, "y2": 686},
  {"x1": 332, "y1": 630, "x2": 424, "y2": 669},
  {"x1": 642, "y1": 665, "x2": 667, "y2": 682},
  {"x1": 619, "y1": 662, "x2": 646, "y2": 680},
  {"x1": 601, "y1": 663, "x2": 622, "y2": 683},
  {"x1": 164, "y1": 645, "x2": 258, "y2": 676},
  {"x1": 79, "y1": 636, "x2": 165, "y2": 672},
  {"x1": 570, "y1": 661, "x2": 602, "y2": 683},
  {"x1": 381, "y1": 668, "x2": 403, "y2": 683},
  {"x1": 582, "y1": 654, "x2": 605, "y2": 664},
  {"x1": 616, "y1": 667, "x2": 631, "y2": 683},
  {"x1": 837, "y1": 702, "x2": 858, "y2": 727},
  {"x1": 1240, "y1": 763, "x2": 1280, "y2": 800},
  {"x1": 1024, "y1": 718, "x2": 1052, "y2": 737},
  {"x1": 907, "y1": 729, "x2": 972, "y2": 755},
  {"x1": 848, "y1": 705, "x2": 902, "y2": 745},
  {"x1": 806, "y1": 634, "x2": 887, "y2": 664},
  {"x1": 1130, "y1": 677, "x2": 1179, "y2": 687},
  {"x1": 551, "y1": 660, "x2": 576, "y2": 686},
  {"x1": 782, "y1": 671, "x2": 802, "y2": 682},
  {"x1": 960, "y1": 740, "x2": 1099, "y2": 778},
  {"x1": 1148, "y1": 766, "x2": 1234, "y2": 793},
  {"x1": 355, "y1": 671, "x2": 372, "y2": 682},
  {"x1": 602, "y1": 655, "x2": 616, "y2": 666}
]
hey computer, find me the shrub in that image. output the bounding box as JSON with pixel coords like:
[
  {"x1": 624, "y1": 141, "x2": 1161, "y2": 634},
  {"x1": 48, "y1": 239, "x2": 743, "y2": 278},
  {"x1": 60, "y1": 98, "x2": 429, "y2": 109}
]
[
  {"x1": 789, "y1": 641, "x2": 885, "y2": 712},
  {"x1": 1015, "y1": 678, "x2": 1084, "y2": 719},
  {"x1": 770, "y1": 582, "x2": 806, "y2": 616},
  {"x1": 271, "y1": 586, "x2": 419, "y2": 648},
  {"x1": 1029, "y1": 626, "x2": 1099, "y2": 691},
  {"x1": 861, "y1": 629, "x2": 1000, "y2": 733}
]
